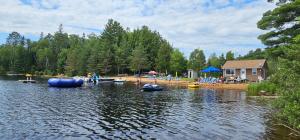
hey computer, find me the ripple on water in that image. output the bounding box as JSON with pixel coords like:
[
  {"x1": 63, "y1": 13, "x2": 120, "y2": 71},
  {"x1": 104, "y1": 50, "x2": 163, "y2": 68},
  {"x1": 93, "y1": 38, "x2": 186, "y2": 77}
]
[{"x1": 0, "y1": 78, "x2": 298, "y2": 140}]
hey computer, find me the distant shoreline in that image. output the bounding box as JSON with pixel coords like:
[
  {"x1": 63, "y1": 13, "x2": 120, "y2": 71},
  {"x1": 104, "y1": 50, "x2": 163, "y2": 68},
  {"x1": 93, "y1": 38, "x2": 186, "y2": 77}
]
[
  {"x1": 2, "y1": 74, "x2": 248, "y2": 90},
  {"x1": 112, "y1": 76, "x2": 249, "y2": 90}
]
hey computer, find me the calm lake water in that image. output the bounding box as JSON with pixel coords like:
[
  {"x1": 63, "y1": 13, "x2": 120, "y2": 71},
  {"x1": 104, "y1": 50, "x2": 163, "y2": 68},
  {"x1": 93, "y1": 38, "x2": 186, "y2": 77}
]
[{"x1": 0, "y1": 76, "x2": 298, "y2": 140}]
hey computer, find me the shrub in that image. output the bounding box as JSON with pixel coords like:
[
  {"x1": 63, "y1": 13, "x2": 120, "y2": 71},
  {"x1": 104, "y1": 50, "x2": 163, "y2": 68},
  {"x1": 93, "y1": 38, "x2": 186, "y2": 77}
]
[
  {"x1": 0, "y1": 66, "x2": 5, "y2": 75},
  {"x1": 247, "y1": 81, "x2": 277, "y2": 96},
  {"x1": 274, "y1": 89, "x2": 300, "y2": 129}
]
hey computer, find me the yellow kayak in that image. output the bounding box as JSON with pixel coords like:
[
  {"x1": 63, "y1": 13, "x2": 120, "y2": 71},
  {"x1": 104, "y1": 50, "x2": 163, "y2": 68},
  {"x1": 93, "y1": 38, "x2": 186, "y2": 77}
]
[{"x1": 188, "y1": 83, "x2": 200, "y2": 88}]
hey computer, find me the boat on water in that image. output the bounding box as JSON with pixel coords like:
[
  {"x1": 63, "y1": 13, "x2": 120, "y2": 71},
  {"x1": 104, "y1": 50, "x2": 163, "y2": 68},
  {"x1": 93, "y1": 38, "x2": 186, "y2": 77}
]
[
  {"x1": 188, "y1": 83, "x2": 200, "y2": 88},
  {"x1": 48, "y1": 78, "x2": 83, "y2": 88},
  {"x1": 142, "y1": 84, "x2": 163, "y2": 91},
  {"x1": 100, "y1": 78, "x2": 115, "y2": 81},
  {"x1": 18, "y1": 80, "x2": 36, "y2": 83},
  {"x1": 114, "y1": 78, "x2": 126, "y2": 82}
]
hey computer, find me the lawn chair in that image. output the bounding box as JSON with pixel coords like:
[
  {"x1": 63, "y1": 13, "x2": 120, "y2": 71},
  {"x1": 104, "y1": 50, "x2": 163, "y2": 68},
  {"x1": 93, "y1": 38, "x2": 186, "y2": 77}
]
[{"x1": 236, "y1": 76, "x2": 241, "y2": 83}]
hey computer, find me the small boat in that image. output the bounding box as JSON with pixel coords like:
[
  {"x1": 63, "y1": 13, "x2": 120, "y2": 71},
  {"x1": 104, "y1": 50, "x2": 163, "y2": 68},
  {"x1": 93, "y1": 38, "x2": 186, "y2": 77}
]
[
  {"x1": 188, "y1": 83, "x2": 200, "y2": 88},
  {"x1": 100, "y1": 78, "x2": 115, "y2": 82},
  {"x1": 48, "y1": 78, "x2": 83, "y2": 88},
  {"x1": 114, "y1": 78, "x2": 126, "y2": 82},
  {"x1": 18, "y1": 80, "x2": 36, "y2": 83},
  {"x1": 142, "y1": 84, "x2": 163, "y2": 91}
]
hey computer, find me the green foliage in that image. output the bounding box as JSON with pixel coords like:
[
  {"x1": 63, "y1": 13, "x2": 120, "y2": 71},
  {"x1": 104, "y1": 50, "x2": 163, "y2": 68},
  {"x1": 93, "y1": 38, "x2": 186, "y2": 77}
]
[
  {"x1": 57, "y1": 48, "x2": 68, "y2": 74},
  {"x1": 267, "y1": 34, "x2": 300, "y2": 93},
  {"x1": 0, "y1": 66, "x2": 5, "y2": 74},
  {"x1": 256, "y1": 0, "x2": 300, "y2": 129},
  {"x1": 87, "y1": 42, "x2": 103, "y2": 74},
  {"x1": 0, "y1": 19, "x2": 183, "y2": 76},
  {"x1": 257, "y1": 0, "x2": 300, "y2": 48},
  {"x1": 274, "y1": 90, "x2": 300, "y2": 129},
  {"x1": 219, "y1": 53, "x2": 226, "y2": 66},
  {"x1": 238, "y1": 48, "x2": 266, "y2": 60},
  {"x1": 180, "y1": 78, "x2": 194, "y2": 82},
  {"x1": 6, "y1": 32, "x2": 24, "y2": 46},
  {"x1": 100, "y1": 19, "x2": 125, "y2": 74},
  {"x1": 170, "y1": 48, "x2": 187, "y2": 75},
  {"x1": 115, "y1": 32, "x2": 130, "y2": 74},
  {"x1": 97, "y1": 45, "x2": 114, "y2": 75},
  {"x1": 267, "y1": 0, "x2": 295, "y2": 4},
  {"x1": 131, "y1": 26, "x2": 163, "y2": 70},
  {"x1": 225, "y1": 51, "x2": 234, "y2": 60},
  {"x1": 188, "y1": 49, "x2": 206, "y2": 71},
  {"x1": 247, "y1": 82, "x2": 277, "y2": 96},
  {"x1": 271, "y1": 38, "x2": 300, "y2": 129},
  {"x1": 207, "y1": 53, "x2": 222, "y2": 68},
  {"x1": 156, "y1": 41, "x2": 173, "y2": 73},
  {"x1": 129, "y1": 45, "x2": 149, "y2": 73}
]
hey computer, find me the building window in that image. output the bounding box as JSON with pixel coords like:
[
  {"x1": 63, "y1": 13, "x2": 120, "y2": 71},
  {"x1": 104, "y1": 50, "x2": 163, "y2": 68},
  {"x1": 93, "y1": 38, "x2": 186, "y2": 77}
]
[
  {"x1": 252, "y1": 68, "x2": 257, "y2": 75},
  {"x1": 226, "y1": 69, "x2": 235, "y2": 75}
]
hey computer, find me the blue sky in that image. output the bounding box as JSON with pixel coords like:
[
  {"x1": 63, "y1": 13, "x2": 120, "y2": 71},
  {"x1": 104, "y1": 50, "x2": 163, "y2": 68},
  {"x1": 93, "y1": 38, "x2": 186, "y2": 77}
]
[{"x1": 0, "y1": 0, "x2": 275, "y2": 57}]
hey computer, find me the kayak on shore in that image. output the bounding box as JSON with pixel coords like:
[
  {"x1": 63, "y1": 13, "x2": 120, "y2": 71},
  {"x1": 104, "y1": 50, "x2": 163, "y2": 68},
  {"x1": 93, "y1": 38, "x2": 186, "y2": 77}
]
[{"x1": 188, "y1": 83, "x2": 200, "y2": 88}]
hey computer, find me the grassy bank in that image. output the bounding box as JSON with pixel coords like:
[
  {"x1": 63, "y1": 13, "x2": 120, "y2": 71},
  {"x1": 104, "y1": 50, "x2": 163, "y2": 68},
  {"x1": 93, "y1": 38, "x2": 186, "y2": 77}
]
[{"x1": 247, "y1": 81, "x2": 277, "y2": 96}]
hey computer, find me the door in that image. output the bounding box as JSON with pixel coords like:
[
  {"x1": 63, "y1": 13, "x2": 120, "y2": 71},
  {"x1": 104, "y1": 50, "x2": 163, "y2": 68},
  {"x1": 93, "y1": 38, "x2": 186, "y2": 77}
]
[{"x1": 240, "y1": 69, "x2": 246, "y2": 79}]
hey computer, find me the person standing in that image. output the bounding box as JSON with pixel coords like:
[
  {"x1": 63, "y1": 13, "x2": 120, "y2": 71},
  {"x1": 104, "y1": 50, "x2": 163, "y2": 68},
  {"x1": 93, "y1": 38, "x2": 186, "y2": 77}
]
[{"x1": 167, "y1": 74, "x2": 172, "y2": 84}]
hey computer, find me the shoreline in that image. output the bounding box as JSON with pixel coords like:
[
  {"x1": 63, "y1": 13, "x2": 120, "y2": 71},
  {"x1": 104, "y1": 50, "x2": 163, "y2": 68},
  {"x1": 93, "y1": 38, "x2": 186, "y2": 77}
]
[
  {"x1": 112, "y1": 76, "x2": 249, "y2": 90},
  {"x1": 3, "y1": 74, "x2": 248, "y2": 90}
]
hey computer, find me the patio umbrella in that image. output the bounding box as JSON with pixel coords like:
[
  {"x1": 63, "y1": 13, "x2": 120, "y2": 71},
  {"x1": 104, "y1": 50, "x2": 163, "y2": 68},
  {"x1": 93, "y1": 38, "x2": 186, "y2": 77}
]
[
  {"x1": 148, "y1": 71, "x2": 158, "y2": 75},
  {"x1": 201, "y1": 66, "x2": 221, "y2": 73}
]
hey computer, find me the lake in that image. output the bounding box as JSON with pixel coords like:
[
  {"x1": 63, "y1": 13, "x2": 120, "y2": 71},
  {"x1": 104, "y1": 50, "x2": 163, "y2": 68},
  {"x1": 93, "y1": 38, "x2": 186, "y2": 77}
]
[{"x1": 0, "y1": 76, "x2": 297, "y2": 140}]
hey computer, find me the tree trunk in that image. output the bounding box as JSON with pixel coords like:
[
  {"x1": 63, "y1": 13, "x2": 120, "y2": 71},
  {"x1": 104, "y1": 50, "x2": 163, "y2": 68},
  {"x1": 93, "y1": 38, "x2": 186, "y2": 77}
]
[{"x1": 117, "y1": 67, "x2": 120, "y2": 75}]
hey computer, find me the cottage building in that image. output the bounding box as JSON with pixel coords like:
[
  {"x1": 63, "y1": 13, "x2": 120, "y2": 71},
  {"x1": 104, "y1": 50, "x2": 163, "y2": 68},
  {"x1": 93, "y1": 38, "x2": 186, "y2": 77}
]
[{"x1": 221, "y1": 59, "x2": 267, "y2": 82}]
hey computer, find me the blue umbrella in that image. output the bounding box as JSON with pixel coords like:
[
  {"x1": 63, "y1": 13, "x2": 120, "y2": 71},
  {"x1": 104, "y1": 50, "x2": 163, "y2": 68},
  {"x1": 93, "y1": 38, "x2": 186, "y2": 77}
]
[{"x1": 201, "y1": 66, "x2": 221, "y2": 73}]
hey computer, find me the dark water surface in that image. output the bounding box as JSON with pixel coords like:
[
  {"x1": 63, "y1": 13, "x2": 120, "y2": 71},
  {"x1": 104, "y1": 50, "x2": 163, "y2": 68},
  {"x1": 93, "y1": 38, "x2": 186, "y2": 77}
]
[{"x1": 0, "y1": 76, "x2": 297, "y2": 140}]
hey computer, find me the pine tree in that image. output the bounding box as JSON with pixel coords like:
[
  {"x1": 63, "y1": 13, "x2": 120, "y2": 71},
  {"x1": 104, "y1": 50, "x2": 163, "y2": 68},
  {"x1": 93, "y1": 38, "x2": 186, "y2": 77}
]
[
  {"x1": 225, "y1": 51, "x2": 234, "y2": 60},
  {"x1": 129, "y1": 45, "x2": 149, "y2": 74},
  {"x1": 257, "y1": 1, "x2": 300, "y2": 48},
  {"x1": 207, "y1": 53, "x2": 221, "y2": 68}
]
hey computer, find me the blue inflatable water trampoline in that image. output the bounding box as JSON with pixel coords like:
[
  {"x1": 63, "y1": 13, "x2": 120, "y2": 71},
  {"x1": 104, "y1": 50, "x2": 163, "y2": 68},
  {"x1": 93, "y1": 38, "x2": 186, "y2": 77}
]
[{"x1": 48, "y1": 78, "x2": 84, "y2": 87}]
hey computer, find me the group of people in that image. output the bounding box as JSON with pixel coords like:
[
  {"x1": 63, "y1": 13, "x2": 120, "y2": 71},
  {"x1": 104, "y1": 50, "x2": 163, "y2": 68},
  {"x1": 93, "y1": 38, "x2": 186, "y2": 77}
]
[
  {"x1": 197, "y1": 76, "x2": 247, "y2": 84},
  {"x1": 88, "y1": 73, "x2": 100, "y2": 83},
  {"x1": 197, "y1": 76, "x2": 226, "y2": 84}
]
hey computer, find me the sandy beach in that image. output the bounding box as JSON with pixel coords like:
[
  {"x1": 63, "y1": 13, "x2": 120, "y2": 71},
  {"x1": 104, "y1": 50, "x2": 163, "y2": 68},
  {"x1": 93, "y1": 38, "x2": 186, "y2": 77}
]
[{"x1": 112, "y1": 76, "x2": 248, "y2": 90}]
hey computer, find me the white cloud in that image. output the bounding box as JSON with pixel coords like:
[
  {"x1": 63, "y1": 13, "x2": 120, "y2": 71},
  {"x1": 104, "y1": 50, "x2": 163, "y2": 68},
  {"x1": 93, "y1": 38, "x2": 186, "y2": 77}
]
[{"x1": 0, "y1": 0, "x2": 275, "y2": 57}]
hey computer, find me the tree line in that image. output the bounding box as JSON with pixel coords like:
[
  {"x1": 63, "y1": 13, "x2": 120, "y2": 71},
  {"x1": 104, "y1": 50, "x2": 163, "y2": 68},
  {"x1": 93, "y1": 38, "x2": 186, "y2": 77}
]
[{"x1": 0, "y1": 19, "x2": 236, "y2": 76}]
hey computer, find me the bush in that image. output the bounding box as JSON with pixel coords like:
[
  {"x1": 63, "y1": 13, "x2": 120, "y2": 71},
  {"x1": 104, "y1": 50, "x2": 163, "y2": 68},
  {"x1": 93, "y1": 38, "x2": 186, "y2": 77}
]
[
  {"x1": 247, "y1": 81, "x2": 277, "y2": 96},
  {"x1": 274, "y1": 90, "x2": 300, "y2": 129},
  {"x1": 0, "y1": 66, "x2": 5, "y2": 75}
]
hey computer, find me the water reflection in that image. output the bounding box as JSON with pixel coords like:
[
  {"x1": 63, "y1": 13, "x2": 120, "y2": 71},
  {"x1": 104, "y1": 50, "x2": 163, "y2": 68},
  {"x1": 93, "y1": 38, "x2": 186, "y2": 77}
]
[{"x1": 0, "y1": 77, "x2": 298, "y2": 140}]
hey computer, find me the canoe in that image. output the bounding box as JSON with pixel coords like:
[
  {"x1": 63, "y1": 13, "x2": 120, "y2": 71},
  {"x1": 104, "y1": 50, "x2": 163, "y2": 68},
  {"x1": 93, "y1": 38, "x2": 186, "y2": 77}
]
[
  {"x1": 188, "y1": 83, "x2": 200, "y2": 88},
  {"x1": 143, "y1": 84, "x2": 163, "y2": 91},
  {"x1": 48, "y1": 78, "x2": 83, "y2": 87}
]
